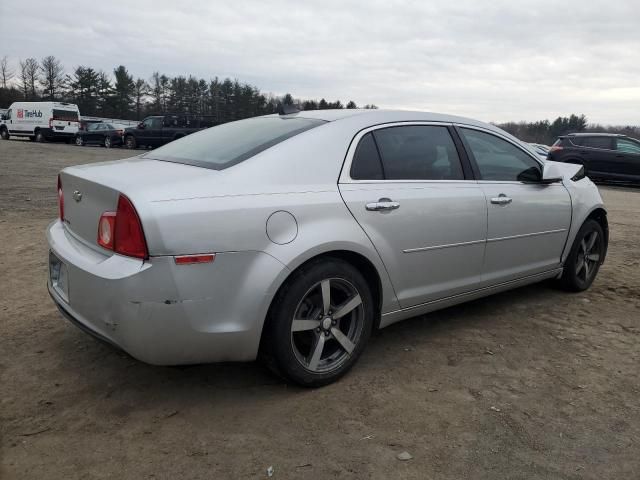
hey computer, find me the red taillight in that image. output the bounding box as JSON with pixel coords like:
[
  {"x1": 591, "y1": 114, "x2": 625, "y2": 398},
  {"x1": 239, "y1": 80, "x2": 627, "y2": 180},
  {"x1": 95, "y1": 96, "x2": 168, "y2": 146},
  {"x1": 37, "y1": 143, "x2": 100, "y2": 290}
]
[
  {"x1": 117, "y1": 130, "x2": 123, "y2": 136},
  {"x1": 549, "y1": 145, "x2": 563, "y2": 152},
  {"x1": 57, "y1": 175, "x2": 64, "y2": 221},
  {"x1": 96, "y1": 194, "x2": 148, "y2": 259}
]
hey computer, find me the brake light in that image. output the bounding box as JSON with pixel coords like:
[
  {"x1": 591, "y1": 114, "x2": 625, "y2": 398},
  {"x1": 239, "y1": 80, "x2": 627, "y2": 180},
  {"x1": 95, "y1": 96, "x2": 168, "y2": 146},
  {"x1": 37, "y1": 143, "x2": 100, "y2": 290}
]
[
  {"x1": 57, "y1": 175, "x2": 64, "y2": 221},
  {"x1": 116, "y1": 129, "x2": 123, "y2": 136},
  {"x1": 96, "y1": 194, "x2": 148, "y2": 259},
  {"x1": 549, "y1": 145, "x2": 563, "y2": 152}
]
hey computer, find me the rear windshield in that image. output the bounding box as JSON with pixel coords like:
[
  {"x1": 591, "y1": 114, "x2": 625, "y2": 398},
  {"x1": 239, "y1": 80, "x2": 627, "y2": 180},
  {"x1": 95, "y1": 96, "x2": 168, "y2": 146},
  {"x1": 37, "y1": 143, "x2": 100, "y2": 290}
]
[
  {"x1": 143, "y1": 116, "x2": 326, "y2": 170},
  {"x1": 52, "y1": 109, "x2": 79, "y2": 121}
]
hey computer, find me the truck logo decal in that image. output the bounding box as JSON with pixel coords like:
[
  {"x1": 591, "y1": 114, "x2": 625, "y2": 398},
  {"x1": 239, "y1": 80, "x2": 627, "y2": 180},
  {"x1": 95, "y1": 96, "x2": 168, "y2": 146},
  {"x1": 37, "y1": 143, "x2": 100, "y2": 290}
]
[{"x1": 16, "y1": 109, "x2": 42, "y2": 119}]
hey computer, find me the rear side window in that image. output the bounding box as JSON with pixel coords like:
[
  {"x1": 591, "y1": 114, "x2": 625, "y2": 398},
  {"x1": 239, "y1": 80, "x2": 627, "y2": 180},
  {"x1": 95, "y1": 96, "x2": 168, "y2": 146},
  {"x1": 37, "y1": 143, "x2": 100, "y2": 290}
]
[
  {"x1": 144, "y1": 117, "x2": 326, "y2": 170},
  {"x1": 350, "y1": 133, "x2": 384, "y2": 180},
  {"x1": 460, "y1": 128, "x2": 541, "y2": 182},
  {"x1": 578, "y1": 136, "x2": 613, "y2": 150},
  {"x1": 371, "y1": 126, "x2": 464, "y2": 180},
  {"x1": 52, "y1": 109, "x2": 78, "y2": 121}
]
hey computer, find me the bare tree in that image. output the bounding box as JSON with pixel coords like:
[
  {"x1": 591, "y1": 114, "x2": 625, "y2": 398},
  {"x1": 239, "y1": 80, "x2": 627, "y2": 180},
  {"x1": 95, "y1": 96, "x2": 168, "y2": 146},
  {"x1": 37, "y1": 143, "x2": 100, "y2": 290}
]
[
  {"x1": 19, "y1": 58, "x2": 39, "y2": 100},
  {"x1": 40, "y1": 55, "x2": 66, "y2": 100},
  {"x1": 1, "y1": 56, "x2": 14, "y2": 89}
]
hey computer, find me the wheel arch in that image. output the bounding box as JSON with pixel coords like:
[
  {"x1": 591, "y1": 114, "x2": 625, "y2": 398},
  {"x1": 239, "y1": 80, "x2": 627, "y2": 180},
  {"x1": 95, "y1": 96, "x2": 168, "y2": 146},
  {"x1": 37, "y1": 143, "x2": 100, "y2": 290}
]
[
  {"x1": 259, "y1": 248, "x2": 387, "y2": 352},
  {"x1": 585, "y1": 207, "x2": 608, "y2": 262}
]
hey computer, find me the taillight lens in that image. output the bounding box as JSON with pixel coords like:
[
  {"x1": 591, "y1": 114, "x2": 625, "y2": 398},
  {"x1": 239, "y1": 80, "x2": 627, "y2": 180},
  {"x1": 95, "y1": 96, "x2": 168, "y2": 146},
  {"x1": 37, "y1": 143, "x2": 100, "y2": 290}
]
[
  {"x1": 549, "y1": 145, "x2": 563, "y2": 152},
  {"x1": 57, "y1": 175, "x2": 64, "y2": 221},
  {"x1": 96, "y1": 194, "x2": 148, "y2": 260},
  {"x1": 97, "y1": 212, "x2": 116, "y2": 249}
]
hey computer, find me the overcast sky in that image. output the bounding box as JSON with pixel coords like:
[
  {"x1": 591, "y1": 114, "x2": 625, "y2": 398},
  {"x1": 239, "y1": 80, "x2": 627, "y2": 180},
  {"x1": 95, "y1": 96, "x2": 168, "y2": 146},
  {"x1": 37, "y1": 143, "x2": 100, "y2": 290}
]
[{"x1": 1, "y1": 0, "x2": 639, "y2": 124}]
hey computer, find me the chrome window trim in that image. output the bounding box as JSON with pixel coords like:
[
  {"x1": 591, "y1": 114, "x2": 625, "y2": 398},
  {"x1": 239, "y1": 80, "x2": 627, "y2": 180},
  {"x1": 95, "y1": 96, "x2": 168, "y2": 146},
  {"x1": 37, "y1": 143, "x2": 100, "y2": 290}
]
[{"x1": 339, "y1": 121, "x2": 470, "y2": 184}]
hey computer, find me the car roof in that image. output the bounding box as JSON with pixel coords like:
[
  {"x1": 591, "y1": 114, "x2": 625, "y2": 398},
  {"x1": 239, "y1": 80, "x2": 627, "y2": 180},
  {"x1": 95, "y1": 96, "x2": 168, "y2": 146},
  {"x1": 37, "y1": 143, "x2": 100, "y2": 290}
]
[
  {"x1": 565, "y1": 132, "x2": 625, "y2": 137},
  {"x1": 270, "y1": 108, "x2": 497, "y2": 129}
]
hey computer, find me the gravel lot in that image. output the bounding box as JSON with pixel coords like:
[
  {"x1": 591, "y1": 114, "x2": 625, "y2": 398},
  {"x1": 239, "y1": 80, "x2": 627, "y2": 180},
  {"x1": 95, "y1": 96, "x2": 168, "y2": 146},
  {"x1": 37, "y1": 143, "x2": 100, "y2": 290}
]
[{"x1": 1, "y1": 139, "x2": 639, "y2": 479}]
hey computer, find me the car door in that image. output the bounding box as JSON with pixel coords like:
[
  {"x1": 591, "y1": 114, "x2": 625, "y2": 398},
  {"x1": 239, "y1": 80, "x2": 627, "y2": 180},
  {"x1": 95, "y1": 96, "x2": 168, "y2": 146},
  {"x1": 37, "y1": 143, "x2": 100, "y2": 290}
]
[
  {"x1": 84, "y1": 123, "x2": 99, "y2": 143},
  {"x1": 339, "y1": 124, "x2": 487, "y2": 309},
  {"x1": 576, "y1": 136, "x2": 616, "y2": 179},
  {"x1": 613, "y1": 137, "x2": 640, "y2": 180},
  {"x1": 137, "y1": 117, "x2": 155, "y2": 145},
  {"x1": 457, "y1": 126, "x2": 571, "y2": 285}
]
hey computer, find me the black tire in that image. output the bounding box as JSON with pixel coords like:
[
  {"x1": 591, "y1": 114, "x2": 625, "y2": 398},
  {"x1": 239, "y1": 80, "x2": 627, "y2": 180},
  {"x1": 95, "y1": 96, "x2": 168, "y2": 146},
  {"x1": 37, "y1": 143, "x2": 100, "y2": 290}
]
[
  {"x1": 104, "y1": 136, "x2": 112, "y2": 148},
  {"x1": 124, "y1": 135, "x2": 137, "y2": 149},
  {"x1": 559, "y1": 219, "x2": 605, "y2": 292},
  {"x1": 75, "y1": 135, "x2": 84, "y2": 147},
  {"x1": 263, "y1": 257, "x2": 375, "y2": 387},
  {"x1": 34, "y1": 130, "x2": 45, "y2": 143},
  {"x1": 0, "y1": 128, "x2": 9, "y2": 140}
]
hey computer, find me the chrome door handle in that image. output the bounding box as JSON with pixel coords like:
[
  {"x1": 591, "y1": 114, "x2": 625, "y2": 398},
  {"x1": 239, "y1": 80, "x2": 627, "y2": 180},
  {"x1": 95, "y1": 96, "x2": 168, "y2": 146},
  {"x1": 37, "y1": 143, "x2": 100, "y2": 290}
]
[
  {"x1": 366, "y1": 198, "x2": 400, "y2": 211},
  {"x1": 490, "y1": 195, "x2": 512, "y2": 205}
]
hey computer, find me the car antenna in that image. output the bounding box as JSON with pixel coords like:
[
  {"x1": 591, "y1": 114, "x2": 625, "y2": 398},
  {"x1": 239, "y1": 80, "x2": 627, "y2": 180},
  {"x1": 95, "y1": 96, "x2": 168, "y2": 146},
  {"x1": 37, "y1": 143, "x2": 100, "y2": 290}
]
[{"x1": 278, "y1": 104, "x2": 300, "y2": 115}]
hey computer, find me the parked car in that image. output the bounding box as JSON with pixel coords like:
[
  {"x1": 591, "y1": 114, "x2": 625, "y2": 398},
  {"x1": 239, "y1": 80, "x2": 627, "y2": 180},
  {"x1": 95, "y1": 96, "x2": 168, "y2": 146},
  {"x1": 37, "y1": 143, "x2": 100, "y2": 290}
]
[
  {"x1": 48, "y1": 109, "x2": 608, "y2": 386},
  {"x1": 548, "y1": 133, "x2": 640, "y2": 184},
  {"x1": 123, "y1": 114, "x2": 216, "y2": 149},
  {"x1": 529, "y1": 143, "x2": 550, "y2": 161},
  {"x1": 75, "y1": 122, "x2": 124, "y2": 148},
  {"x1": 0, "y1": 101, "x2": 80, "y2": 142}
]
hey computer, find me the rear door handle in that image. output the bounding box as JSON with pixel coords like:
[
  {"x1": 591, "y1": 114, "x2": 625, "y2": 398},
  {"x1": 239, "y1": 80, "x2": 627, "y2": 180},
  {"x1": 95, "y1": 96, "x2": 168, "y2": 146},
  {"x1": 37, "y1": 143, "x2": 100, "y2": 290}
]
[
  {"x1": 490, "y1": 194, "x2": 512, "y2": 205},
  {"x1": 366, "y1": 198, "x2": 400, "y2": 211}
]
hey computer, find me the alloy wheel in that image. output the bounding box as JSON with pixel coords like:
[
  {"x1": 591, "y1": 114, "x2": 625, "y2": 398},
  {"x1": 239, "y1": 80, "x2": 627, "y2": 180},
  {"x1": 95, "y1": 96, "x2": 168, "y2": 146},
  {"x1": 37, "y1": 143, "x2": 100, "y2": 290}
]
[
  {"x1": 104, "y1": 136, "x2": 111, "y2": 148},
  {"x1": 75, "y1": 136, "x2": 83, "y2": 146},
  {"x1": 290, "y1": 278, "x2": 364, "y2": 373},
  {"x1": 575, "y1": 230, "x2": 600, "y2": 282}
]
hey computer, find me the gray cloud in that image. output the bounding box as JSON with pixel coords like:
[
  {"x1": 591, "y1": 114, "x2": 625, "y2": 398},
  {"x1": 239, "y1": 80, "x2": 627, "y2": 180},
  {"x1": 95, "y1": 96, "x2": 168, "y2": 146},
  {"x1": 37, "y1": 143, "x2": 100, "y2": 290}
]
[{"x1": 1, "y1": 0, "x2": 639, "y2": 124}]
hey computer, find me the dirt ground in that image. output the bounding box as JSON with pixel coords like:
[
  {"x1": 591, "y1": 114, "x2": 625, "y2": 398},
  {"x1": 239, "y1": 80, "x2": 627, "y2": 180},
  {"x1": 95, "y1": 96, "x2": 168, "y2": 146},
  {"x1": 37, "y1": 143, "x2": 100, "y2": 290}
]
[{"x1": 1, "y1": 139, "x2": 639, "y2": 480}]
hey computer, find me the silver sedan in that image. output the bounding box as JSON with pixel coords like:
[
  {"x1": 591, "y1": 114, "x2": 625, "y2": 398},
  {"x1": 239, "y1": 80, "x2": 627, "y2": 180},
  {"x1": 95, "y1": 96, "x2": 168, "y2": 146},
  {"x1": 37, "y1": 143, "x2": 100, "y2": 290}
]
[{"x1": 47, "y1": 109, "x2": 608, "y2": 386}]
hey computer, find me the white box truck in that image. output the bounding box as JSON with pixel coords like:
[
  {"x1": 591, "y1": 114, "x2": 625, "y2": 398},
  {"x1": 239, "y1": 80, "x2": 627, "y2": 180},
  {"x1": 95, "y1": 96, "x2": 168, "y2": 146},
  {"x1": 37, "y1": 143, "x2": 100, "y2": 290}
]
[{"x1": 0, "y1": 101, "x2": 80, "y2": 142}]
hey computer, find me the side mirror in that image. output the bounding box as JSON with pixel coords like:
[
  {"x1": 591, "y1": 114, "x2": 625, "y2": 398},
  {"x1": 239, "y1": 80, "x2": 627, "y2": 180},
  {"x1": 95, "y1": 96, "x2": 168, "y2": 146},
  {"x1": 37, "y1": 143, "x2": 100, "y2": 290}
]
[
  {"x1": 0, "y1": 115, "x2": 6, "y2": 120},
  {"x1": 541, "y1": 163, "x2": 564, "y2": 184}
]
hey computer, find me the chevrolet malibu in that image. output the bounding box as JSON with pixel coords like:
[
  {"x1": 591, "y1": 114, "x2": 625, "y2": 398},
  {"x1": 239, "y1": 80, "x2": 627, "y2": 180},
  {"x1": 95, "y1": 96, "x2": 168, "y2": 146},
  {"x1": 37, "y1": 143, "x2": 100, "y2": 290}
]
[{"x1": 48, "y1": 109, "x2": 608, "y2": 386}]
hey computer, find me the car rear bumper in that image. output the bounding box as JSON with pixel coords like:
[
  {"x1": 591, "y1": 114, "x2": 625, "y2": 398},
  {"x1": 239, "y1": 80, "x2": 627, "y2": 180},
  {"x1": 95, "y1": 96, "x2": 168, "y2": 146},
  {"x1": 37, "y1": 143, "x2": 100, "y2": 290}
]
[{"x1": 46, "y1": 220, "x2": 288, "y2": 365}]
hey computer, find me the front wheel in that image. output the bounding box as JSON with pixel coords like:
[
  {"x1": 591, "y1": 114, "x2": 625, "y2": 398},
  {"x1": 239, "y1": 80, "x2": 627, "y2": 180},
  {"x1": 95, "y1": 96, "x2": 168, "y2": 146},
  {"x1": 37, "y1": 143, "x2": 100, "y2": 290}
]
[
  {"x1": 75, "y1": 135, "x2": 84, "y2": 146},
  {"x1": 264, "y1": 258, "x2": 375, "y2": 387},
  {"x1": 0, "y1": 128, "x2": 9, "y2": 140},
  {"x1": 104, "y1": 136, "x2": 112, "y2": 148},
  {"x1": 124, "y1": 135, "x2": 137, "y2": 149},
  {"x1": 559, "y1": 219, "x2": 605, "y2": 291}
]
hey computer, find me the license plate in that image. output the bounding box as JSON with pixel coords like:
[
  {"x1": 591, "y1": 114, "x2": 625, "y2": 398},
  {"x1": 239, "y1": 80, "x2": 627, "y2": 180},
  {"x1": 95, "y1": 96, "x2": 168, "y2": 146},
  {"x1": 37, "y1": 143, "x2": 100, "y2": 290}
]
[{"x1": 49, "y1": 251, "x2": 69, "y2": 302}]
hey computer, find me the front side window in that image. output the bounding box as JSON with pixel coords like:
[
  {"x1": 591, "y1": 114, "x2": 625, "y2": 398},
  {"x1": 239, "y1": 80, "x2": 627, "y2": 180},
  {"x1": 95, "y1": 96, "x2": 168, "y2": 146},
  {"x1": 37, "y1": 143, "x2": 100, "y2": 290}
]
[
  {"x1": 144, "y1": 116, "x2": 326, "y2": 170},
  {"x1": 369, "y1": 125, "x2": 464, "y2": 180},
  {"x1": 616, "y1": 138, "x2": 640, "y2": 154},
  {"x1": 460, "y1": 128, "x2": 541, "y2": 182},
  {"x1": 87, "y1": 123, "x2": 99, "y2": 132}
]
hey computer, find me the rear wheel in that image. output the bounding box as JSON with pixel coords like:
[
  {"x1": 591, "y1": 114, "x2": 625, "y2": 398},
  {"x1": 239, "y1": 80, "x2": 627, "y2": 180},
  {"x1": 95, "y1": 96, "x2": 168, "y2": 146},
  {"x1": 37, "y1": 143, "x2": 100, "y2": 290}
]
[
  {"x1": 559, "y1": 219, "x2": 605, "y2": 291},
  {"x1": 34, "y1": 130, "x2": 45, "y2": 143},
  {"x1": 124, "y1": 135, "x2": 136, "y2": 149},
  {"x1": 104, "y1": 136, "x2": 112, "y2": 148},
  {"x1": 0, "y1": 128, "x2": 9, "y2": 140},
  {"x1": 264, "y1": 258, "x2": 374, "y2": 387}
]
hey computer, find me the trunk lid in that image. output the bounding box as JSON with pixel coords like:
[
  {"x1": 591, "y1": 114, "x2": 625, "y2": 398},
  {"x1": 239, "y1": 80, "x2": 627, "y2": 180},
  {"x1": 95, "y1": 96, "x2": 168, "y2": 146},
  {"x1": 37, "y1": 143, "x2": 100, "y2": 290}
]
[{"x1": 59, "y1": 157, "x2": 221, "y2": 248}]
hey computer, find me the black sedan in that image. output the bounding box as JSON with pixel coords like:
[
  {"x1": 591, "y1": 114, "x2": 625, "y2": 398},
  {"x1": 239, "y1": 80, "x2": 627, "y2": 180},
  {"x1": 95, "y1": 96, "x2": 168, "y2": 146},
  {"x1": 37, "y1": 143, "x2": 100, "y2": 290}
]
[{"x1": 75, "y1": 123, "x2": 124, "y2": 148}]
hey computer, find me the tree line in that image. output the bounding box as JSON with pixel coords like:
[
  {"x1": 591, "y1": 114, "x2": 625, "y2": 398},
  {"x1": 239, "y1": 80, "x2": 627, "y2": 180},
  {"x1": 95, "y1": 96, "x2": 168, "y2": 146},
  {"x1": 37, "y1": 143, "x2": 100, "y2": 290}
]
[
  {"x1": 496, "y1": 114, "x2": 640, "y2": 145},
  {"x1": 0, "y1": 55, "x2": 377, "y2": 122}
]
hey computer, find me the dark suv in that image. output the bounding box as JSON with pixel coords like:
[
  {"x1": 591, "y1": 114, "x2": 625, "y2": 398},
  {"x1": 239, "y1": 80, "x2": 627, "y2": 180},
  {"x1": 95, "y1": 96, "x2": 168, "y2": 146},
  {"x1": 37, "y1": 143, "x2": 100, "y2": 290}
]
[
  {"x1": 548, "y1": 133, "x2": 640, "y2": 184},
  {"x1": 123, "y1": 114, "x2": 216, "y2": 149}
]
